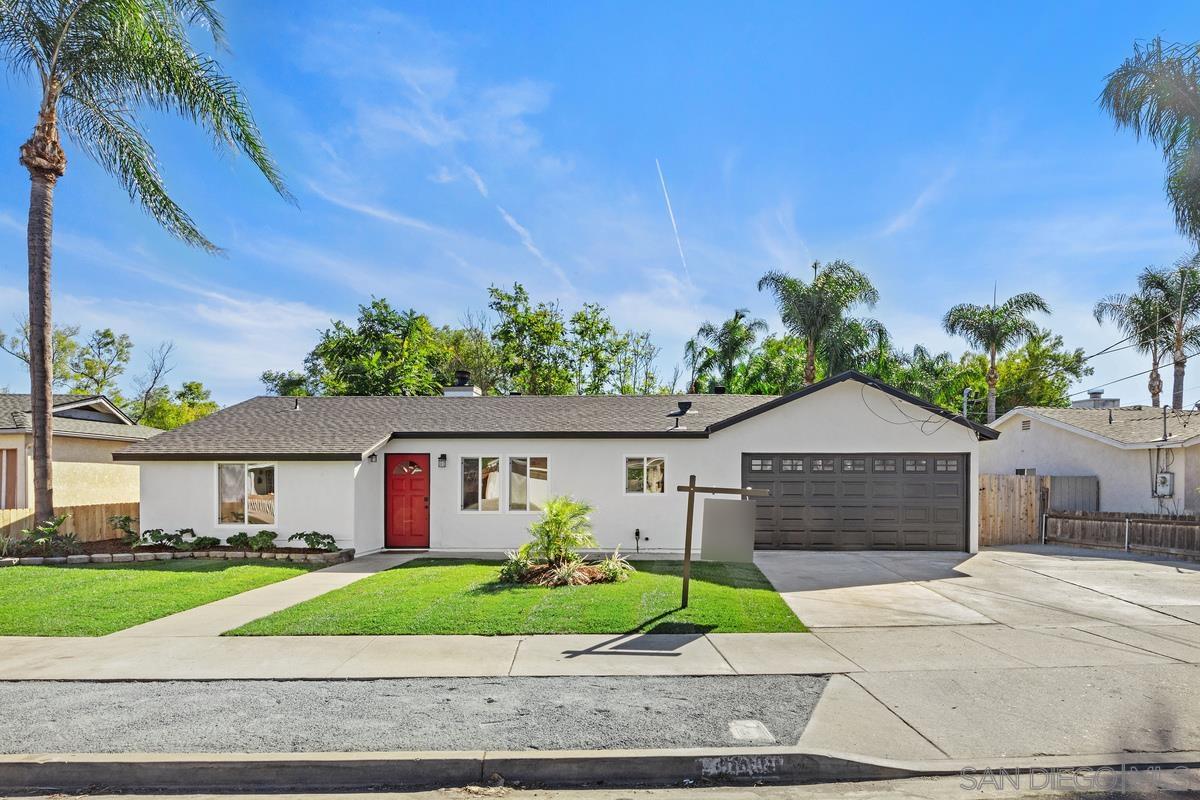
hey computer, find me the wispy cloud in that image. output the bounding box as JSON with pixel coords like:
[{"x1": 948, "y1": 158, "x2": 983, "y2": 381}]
[
  {"x1": 306, "y1": 181, "x2": 449, "y2": 235},
  {"x1": 495, "y1": 205, "x2": 571, "y2": 289},
  {"x1": 880, "y1": 167, "x2": 956, "y2": 236}
]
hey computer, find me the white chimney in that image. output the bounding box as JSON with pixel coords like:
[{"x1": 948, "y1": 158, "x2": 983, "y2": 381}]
[{"x1": 443, "y1": 369, "x2": 482, "y2": 397}]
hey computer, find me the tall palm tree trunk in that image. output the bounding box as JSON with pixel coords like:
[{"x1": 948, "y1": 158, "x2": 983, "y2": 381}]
[
  {"x1": 1149, "y1": 350, "x2": 1163, "y2": 407},
  {"x1": 986, "y1": 347, "x2": 998, "y2": 424},
  {"x1": 1173, "y1": 321, "x2": 1187, "y2": 409},
  {"x1": 803, "y1": 338, "x2": 816, "y2": 385},
  {"x1": 20, "y1": 97, "x2": 66, "y2": 524}
]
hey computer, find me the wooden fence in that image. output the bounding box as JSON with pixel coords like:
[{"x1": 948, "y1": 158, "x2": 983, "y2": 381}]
[
  {"x1": 1046, "y1": 510, "x2": 1200, "y2": 559},
  {"x1": 0, "y1": 502, "x2": 137, "y2": 542},
  {"x1": 979, "y1": 474, "x2": 1050, "y2": 546}
]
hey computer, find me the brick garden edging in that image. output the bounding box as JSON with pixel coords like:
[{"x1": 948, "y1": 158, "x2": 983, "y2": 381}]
[{"x1": 0, "y1": 548, "x2": 355, "y2": 568}]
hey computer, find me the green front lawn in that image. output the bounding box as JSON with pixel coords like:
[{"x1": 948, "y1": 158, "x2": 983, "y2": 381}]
[
  {"x1": 0, "y1": 559, "x2": 318, "y2": 636},
  {"x1": 229, "y1": 558, "x2": 806, "y2": 636}
]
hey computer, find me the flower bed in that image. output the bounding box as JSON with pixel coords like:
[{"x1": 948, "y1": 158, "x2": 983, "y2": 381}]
[{"x1": 0, "y1": 544, "x2": 354, "y2": 568}]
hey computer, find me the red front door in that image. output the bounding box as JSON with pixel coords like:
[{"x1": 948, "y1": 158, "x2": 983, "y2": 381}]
[{"x1": 385, "y1": 453, "x2": 430, "y2": 548}]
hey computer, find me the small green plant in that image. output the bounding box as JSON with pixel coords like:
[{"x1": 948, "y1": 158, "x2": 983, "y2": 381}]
[
  {"x1": 288, "y1": 531, "x2": 338, "y2": 551},
  {"x1": 189, "y1": 535, "x2": 221, "y2": 550},
  {"x1": 226, "y1": 532, "x2": 252, "y2": 550},
  {"x1": 519, "y1": 496, "x2": 596, "y2": 567},
  {"x1": 108, "y1": 514, "x2": 139, "y2": 546},
  {"x1": 595, "y1": 546, "x2": 635, "y2": 583},
  {"x1": 139, "y1": 529, "x2": 186, "y2": 549},
  {"x1": 498, "y1": 549, "x2": 532, "y2": 583},
  {"x1": 248, "y1": 530, "x2": 278, "y2": 551},
  {"x1": 0, "y1": 537, "x2": 22, "y2": 558},
  {"x1": 548, "y1": 557, "x2": 589, "y2": 586},
  {"x1": 21, "y1": 514, "x2": 80, "y2": 557}
]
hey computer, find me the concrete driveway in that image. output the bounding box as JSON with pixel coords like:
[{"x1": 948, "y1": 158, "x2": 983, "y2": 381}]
[{"x1": 754, "y1": 544, "x2": 1200, "y2": 629}]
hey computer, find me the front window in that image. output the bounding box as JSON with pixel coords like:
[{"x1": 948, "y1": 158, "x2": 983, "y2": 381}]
[
  {"x1": 218, "y1": 463, "x2": 275, "y2": 525},
  {"x1": 462, "y1": 456, "x2": 501, "y2": 511},
  {"x1": 509, "y1": 456, "x2": 549, "y2": 511},
  {"x1": 626, "y1": 456, "x2": 666, "y2": 494}
]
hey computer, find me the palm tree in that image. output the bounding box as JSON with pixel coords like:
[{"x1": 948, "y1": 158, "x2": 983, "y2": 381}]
[
  {"x1": 1, "y1": 1, "x2": 288, "y2": 523},
  {"x1": 822, "y1": 316, "x2": 890, "y2": 377},
  {"x1": 1138, "y1": 258, "x2": 1200, "y2": 408},
  {"x1": 689, "y1": 309, "x2": 767, "y2": 390},
  {"x1": 757, "y1": 260, "x2": 879, "y2": 386},
  {"x1": 1101, "y1": 38, "x2": 1200, "y2": 242},
  {"x1": 942, "y1": 291, "x2": 1050, "y2": 423},
  {"x1": 1094, "y1": 282, "x2": 1173, "y2": 407}
]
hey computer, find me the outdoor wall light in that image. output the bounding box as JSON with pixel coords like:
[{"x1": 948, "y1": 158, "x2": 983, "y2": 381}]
[
  {"x1": 368, "y1": 453, "x2": 377, "y2": 463},
  {"x1": 438, "y1": 454, "x2": 447, "y2": 468}
]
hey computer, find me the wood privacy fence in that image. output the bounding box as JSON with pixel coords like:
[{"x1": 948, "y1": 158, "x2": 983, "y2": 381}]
[
  {"x1": 978, "y1": 474, "x2": 1100, "y2": 547},
  {"x1": 0, "y1": 502, "x2": 137, "y2": 542},
  {"x1": 1046, "y1": 510, "x2": 1200, "y2": 559}
]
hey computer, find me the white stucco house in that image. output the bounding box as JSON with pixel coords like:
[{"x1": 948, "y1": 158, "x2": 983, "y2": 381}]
[
  {"x1": 114, "y1": 371, "x2": 997, "y2": 555},
  {"x1": 982, "y1": 405, "x2": 1200, "y2": 514}
]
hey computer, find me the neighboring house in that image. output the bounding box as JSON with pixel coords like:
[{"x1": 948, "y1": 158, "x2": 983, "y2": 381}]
[
  {"x1": 114, "y1": 371, "x2": 997, "y2": 555},
  {"x1": 982, "y1": 406, "x2": 1200, "y2": 514},
  {"x1": 0, "y1": 394, "x2": 161, "y2": 509}
]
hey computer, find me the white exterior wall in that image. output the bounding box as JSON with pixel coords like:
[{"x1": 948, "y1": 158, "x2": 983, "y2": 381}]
[
  {"x1": 138, "y1": 460, "x2": 359, "y2": 550},
  {"x1": 368, "y1": 381, "x2": 981, "y2": 553},
  {"x1": 135, "y1": 381, "x2": 984, "y2": 555},
  {"x1": 980, "y1": 412, "x2": 1193, "y2": 514}
]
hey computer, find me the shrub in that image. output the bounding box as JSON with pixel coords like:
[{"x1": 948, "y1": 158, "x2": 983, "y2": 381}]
[
  {"x1": 520, "y1": 496, "x2": 596, "y2": 567},
  {"x1": 189, "y1": 535, "x2": 221, "y2": 550},
  {"x1": 21, "y1": 515, "x2": 80, "y2": 557},
  {"x1": 548, "y1": 557, "x2": 589, "y2": 586},
  {"x1": 595, "y1": 546, "x2": 635, "y2": 583},
  {"x1": 226, "y1": 532, "x2": 252, "y2": 550},
  {"x1": 498, "y1": 550, "x2": 532, "y2": 583},
  {"x1": 0, "y1": 537, "x2": 24, "y2": 558},
  {"x1": 248, "y1": 530, "x2": 278, "y2": 551},
  {"x1": 108, "y1": 514, "x2": 139, "y2": 546},
  {"x1": 139, "y1": 529, "x2": 185, "y2": 549},
  {"x1": 287, "y1": 531, "x2": 338, "y2": 552}
]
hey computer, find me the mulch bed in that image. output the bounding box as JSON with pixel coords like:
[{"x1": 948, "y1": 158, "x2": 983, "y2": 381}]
[{"x1": 81, "y1": 539, "x2": 329, "y2": 555}]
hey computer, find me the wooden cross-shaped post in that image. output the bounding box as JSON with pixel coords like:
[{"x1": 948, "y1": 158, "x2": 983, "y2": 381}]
[{"x1": 677, "y1": 475, "x2": 770, "y2": 608}]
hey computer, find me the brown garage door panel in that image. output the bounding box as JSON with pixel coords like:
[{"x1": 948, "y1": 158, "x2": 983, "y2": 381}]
[{"x1": 743, "y1": 452, "x2": 967, "y2": 551}]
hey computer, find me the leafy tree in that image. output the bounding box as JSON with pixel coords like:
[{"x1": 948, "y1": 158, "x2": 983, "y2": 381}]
[
  {"x1": 942, "y1": 291, "x2": 1050, "y2": 422},
  {"x1": 689, "y1": 309, "x2": 768, "y2": 390},
  {"x1": 488, "y1": 283, "x2": 572, "y2": 395},
  {"x1": 612, "y1": 330, "x2": 663, "y2": 394},
  {"x1": 1101, "y1": 38, "x2": 1200, "y2": 242},
  {"x1": 69, "y1": 328, "x2": 131, "y2": 399},
  {"x1": 957, "y1": 329, "x2": 1092, "y2": 422},
  {"x1": 1136, "y1": 258, "x2": 1200, "y2": 408},
  {"x1": 438, "y1": 310, "x2": 503, "y2": 395},
  {"x1": 137, "y1": 381, "x2": 218, "y2": 430},
  {"x1": 1094, "y1": 280, "x2": 1174, "y2": 407},
  {"x1": 567, "y1": 303, "x2": 621, "y2": 395},
  {"x1": 0, "y1": 316, "x2": 79, "y2": 387},
  {"x1": 889, "y1": 345, "x2": 966, "y2": 411},
  {"x1": 732, "y1": 335, "x2": 808, "y2": 395},
  {"x1": 260, "y1": 370, "x2": 310, "y2": 397},
  {"x1": 304, "y1": 299, "x2": 446, "y2": 396},
  {"x1": 757, "y1": 261, "x2": 880, "y2": 386},
  {"x1": 1, "y1": 1, "x2": 287, "y2": 523}
]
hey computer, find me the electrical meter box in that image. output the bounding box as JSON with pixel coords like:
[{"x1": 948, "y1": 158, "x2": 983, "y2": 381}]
[{"x1": 1156, "y1": 472, "x2": 1175, "y2": 498}]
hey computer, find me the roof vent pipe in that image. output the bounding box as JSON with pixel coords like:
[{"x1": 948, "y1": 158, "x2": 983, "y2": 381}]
[
  {"x1": 713, "y1": 384, "x2": 726, "y2": 395},
  {"x1": 293, "y1": 398, "x2": 300, "y2": 411}
]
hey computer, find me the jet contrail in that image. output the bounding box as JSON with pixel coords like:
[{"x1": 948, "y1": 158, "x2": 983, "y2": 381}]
[{"x1": 655, "y1": 158, "x2": 693, "y2": 285}]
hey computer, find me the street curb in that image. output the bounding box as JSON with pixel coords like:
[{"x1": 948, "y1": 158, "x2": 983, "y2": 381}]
[{"x1": 3, "y1": 748, "x2": 1200, "y2": 792}]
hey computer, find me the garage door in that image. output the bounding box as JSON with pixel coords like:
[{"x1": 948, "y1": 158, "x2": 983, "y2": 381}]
[{"x1": 742, "y1": 453, "x2": 967, "y2": 551}]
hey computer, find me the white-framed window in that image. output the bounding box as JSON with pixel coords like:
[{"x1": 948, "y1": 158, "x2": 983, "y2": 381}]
[
  {"x1": 509, "y1": 456, "x2": 549, "y2": 512},
  {"x1": 625, "y1": 456, "x2": 666, "y2": 494},
  {"x1": 780, "y1": 457, "x2": 804, "y2": 472},
  {"x1": 217, "y1": 463, "x2": 276, "y2": 525},
  {"x1": 749, "y1": 457, "x2": 773, "y2": 472},
  {"x1": 461, "y1": 456, "x2": 501, "y2": 512}
]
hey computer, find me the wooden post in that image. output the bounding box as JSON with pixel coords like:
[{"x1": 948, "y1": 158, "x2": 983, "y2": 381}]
[{"x1": 681, "y1": 474, "x2": 697, "y2": 609}]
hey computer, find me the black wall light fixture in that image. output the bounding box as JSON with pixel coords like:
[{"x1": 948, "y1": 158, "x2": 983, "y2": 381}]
[{"x1": 438, "y1": 454, "x2": 447, "y2": 468}]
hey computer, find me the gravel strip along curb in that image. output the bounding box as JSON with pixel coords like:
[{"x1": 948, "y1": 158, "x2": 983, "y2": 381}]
[{"x1": 3, "y1": 749, "x2": 1200, "y2": 792}]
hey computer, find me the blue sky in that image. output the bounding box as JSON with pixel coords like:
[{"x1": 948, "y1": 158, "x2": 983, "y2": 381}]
[{"x1": 1, "y1": 1, "x2": 1198, "y2": 405}]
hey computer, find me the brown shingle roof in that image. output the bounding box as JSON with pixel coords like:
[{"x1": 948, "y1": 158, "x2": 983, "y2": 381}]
[
  {"x1": 0, "y1": 393, "x2": 160, "y2": 442},
  {"x1": 113, "y1": 394, "x2": 775, "y2": 461},
  {"x1": 1011, "y1": 406, "x2": 1200, "y2": 446}
]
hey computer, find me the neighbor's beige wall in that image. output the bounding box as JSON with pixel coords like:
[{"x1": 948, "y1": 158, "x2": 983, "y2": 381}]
[
  {"x1": 2, "y1": 434, "x2": 141, "y2": 507},
  {"x1": 0, "y1": 433, "x2": 27, "y2": 508}
]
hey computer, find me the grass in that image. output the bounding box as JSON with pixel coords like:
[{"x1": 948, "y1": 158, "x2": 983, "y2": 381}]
[
  {"x1": 0, "y1": 559, "x2": 318, "y2": 636},
  {"x1": 229, "y1": 558, "x2": 806, "y2": 636}
]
